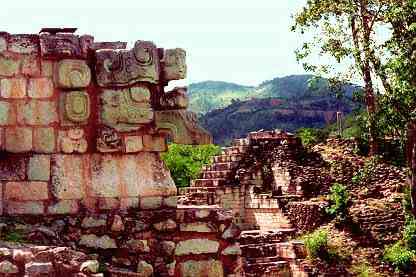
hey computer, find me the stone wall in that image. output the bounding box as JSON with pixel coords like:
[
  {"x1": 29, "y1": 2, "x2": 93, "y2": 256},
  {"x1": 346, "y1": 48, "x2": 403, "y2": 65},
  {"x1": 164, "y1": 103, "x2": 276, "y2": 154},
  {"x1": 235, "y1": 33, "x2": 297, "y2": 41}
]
[{"x1": 0, "y1": 29, "x2": 241, "y2": 277}]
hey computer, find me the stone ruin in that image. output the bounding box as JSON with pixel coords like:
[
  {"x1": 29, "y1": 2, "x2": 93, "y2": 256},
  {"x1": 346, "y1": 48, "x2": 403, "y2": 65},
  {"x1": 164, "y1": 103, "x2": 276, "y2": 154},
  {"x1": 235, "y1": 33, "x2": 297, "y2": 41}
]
[
  {"x1": 179, "y1": 130, "x2": 320, "y2": 276},
  {"x1": 0, "y1": 28, "x2": 242, "y2": 276}
]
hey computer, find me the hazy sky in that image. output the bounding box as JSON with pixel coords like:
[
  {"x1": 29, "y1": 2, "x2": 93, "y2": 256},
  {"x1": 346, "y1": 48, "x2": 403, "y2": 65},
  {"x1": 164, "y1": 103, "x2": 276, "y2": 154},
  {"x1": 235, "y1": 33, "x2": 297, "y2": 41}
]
[{"x1": 1, "y1": 0, "x2": 308, "y2": 86}]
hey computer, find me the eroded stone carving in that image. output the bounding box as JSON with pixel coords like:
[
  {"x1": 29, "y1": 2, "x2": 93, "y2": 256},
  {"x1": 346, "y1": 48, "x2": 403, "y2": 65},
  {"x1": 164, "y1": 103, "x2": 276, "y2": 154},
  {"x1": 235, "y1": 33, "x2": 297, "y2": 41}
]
[
  {"x1": 63, "y1": 91, "x2": 90, "y2": 123},
  {"x1": 160, "y1": 87, "x2": 188, "y2": 109},
  {"x1": 97, "y1": 126, "x2": 122, "y2": 153},
  {"x1": 56, "y1": 59, "x2": 91, "y2": 88},
  {"x1": 59, "y1": 129, "x2": 88, "y2": 153},
  {"x1": 40, "y1": 34, "x2": 83, "y2": 58},
  {"x1": 163, "y1": 48, "x2": 186, "y2": 81},
  {"x1": 155, "y1": 110, "x2": 212, "y2": 145},
  {"x1": 100, "y1": 86, "x2": 153, "y2": 131},
  {"x1": 95, "y1": 40, "x2": 159, "y2": 87}
]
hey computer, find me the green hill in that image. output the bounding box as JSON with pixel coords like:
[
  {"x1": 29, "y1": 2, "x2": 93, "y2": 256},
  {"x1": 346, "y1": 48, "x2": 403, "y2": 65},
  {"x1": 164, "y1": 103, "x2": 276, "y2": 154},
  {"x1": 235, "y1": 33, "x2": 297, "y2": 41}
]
[
  {"x1": 188, "y1": 75, "x2": 358, "y2": 115},
  {"x1": 189, "y1": 75, "x2": 361, "y2": 145}
]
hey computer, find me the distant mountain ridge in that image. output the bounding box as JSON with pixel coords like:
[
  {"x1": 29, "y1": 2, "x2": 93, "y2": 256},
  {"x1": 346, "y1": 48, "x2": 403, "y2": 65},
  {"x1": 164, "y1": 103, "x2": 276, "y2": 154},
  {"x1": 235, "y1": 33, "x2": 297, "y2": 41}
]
[
  {"x1": 188, "y1": 75, "x2": 361, "y2": 145},
  {"x1": 188, "y1": 75, "x2": 359, "y2": 115}
]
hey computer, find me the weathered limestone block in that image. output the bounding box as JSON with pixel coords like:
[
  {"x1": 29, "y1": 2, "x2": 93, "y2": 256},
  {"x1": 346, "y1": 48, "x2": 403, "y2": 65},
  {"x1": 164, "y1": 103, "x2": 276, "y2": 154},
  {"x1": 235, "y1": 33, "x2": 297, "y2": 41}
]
[
  {"x1": 25, "y1": 262, "x2": 54, "y2": 275},
  {"x1": 8, "y1": 34, "x2": 39, "y2": 54},
  {"x1": 17, "y1": 100, "x2": 58, "y2": 125},
  {"x1": 91, "y1": 41, "x2": 127, "y2": 50},
  {"x1": 55, "y1": 59, "x2": 91, "y2": 88},
  {"x1": 79, "y1": 234, "x2": 117, "y2": 249},
  {"x1": 1, "y1": 78, "x2": 26, "y2": 98},
  {"x1": 47, "y1": 200, "x2": 79, "y2": 214},
  {"x1": 123, "y1": 239, "x2": 150, "y2": 253},
  {"x1": 179, "y1": 222, "x2": 217, "y2": 233},
  {"x1": 110, "y1": 214, "x2": 125, "y2": 232},
  {"x1": 51, "y1": 155, "x2": 85, "y2": 200},
  {"x1": 40, "y1": 33, "x2": 83, "y2": 59},
  {"x1": 124, "y1": 135, "x2": 143, "y2": 153},
  {"x1": 153, "y1": 219, "x2": 177, "y2": 232},
  {"x1": 21, "y1": 55, "x2": 41, "y2": 77},
  {"x1": 95, "y1": 40, "x2": 160, "y2": 86},
  {"x1": 33, "y1": 127, "x2": 56, "y2": 153},
  {"x1": 175, "y1": 239, "x2": 220, "y2": 256},
  {"x1": 58, "y1": 129, "x2": 87, "y2": 153},
  {"x1": 155, "y1": 110, "x2": 212, "y2": 145},
  {"x1": 80, "y1": 260, "x2": 99, "y2": 274},
  {"x1": 28, "y1": 78, "x2": 54, "y2": 98},
  {"x1": 0, "y1": 55, "x2": 20, "y2": 77},
  {"x1": 100, "y1": 86, "x2": 153, "y2": 131},
  {"x1": 0, "y1": 156, "x2": 26, "y2": 180},
  {"x1": 221, "y1": 244, "x2": 242, "y2": 256},
  {"x1": 60, "y1": 90, "x2": 90, "y2": 124},
  {"x1": 137, "y1": 261, "x2": 154, "y2": 276},
  {"x1": 28, "y1": 155, "x2": 51, "y2": 181},
  {"x1": 140, "y1": 196, "x2": 163, "y2": 209},
  {"x1": 81, "y1": 215, "x2": 107, "y2": 228},
  {"x1": 159, "y1": 87, "x2": 188, "y2": 109},
  {"x1": 0, "y1": 101, "x2": 16, "y2": 125},
  {"x1": 0, "y1": 260, "x2": 18, "y2": 274},
  {"x1": 143, "y1": 134, "x2": 167, "y2": 152},
  {"x1": 163, "y1": 48, "x2": 187, "y2": 81},
  {"x1": 5, "y1": 127, "x2": 32, "y2": 153},
  {"x1": 6, "y1": 201, "x2": 44, "y2": 214},
  {"x1": 179, "y1": 259, "x2": 224, "y2": 277},
  {"x1": 41, "y1": 61, "x2": 53, "y2": 77},
  {"x1": 4, "y1": 181, "x2": 49, "y2": 201}
]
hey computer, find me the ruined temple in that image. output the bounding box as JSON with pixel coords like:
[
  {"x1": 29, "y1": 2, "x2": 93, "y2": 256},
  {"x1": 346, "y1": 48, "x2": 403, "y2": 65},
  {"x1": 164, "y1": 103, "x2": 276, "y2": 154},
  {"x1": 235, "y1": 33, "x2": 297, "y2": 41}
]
[
  {"x1": 179, "y1": 130, "x2": 323, "y2": 276},
  {"x1": 0, "y1": 28, "x2": 242, "y2": 277}
]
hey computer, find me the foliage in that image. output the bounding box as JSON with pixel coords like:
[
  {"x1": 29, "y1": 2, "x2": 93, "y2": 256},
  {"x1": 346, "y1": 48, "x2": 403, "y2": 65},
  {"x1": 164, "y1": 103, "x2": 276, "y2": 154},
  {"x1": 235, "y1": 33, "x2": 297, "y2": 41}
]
[
  {"x1": 161, "y1": 144, "x2": 221, "y2": 187},
  {"x1": 352, "y1": 156, "x2": 381, "y2": 185},
  {"x1": 4, "y1": 230, "x2": 25, "y2": 243},
  {"x1": 297, "y1": 128, "x2": 328, "y2": 146},
  {"x1": 404, "y1": 217, "x2": 416, "y2": 251},
  {"x1": 325, "y1": 183, "x2": 349, "y2": 221},
  {"x1": 303, "y1": 229, "x2": 329, "y2": 259},
  {"x1": 351, "y1": 262, "x2": 382, "y2": 277},
  {"x1": 383, "y1": 241, "x2": 415, "y2": 271}
]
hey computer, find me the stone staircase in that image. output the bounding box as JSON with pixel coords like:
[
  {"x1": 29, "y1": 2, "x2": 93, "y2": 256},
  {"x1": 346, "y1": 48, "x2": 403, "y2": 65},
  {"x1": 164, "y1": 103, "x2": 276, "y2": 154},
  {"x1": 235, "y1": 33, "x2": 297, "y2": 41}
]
[
  {"x1": 240, "y1": 229, "x2": 311, "y2": 277},
  {"x1": 191, "y1": 138, "x2": 250, "y2": 188}
]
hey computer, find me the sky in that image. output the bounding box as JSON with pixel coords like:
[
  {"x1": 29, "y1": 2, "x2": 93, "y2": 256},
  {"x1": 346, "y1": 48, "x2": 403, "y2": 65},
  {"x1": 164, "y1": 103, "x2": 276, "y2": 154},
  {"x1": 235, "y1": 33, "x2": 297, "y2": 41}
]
[{"x1": 1, "y1": 0, "x2": 308, "y2": 86}]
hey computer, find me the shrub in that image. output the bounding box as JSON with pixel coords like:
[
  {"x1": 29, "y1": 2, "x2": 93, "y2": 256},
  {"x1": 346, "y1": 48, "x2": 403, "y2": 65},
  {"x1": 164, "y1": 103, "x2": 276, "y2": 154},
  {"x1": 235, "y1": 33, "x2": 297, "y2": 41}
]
[
  {"x1": 404, "y1": 217, "x2": 416, "y2": 251},
  {"x1": 326, "y1": 183, "x2": 349, "y2": 220},
  {"x1": 351, "y1": 262, "x2": 381, "y2": 277},
  {"x1": 383, "y1": 241, "x2": 415, "y2": 271},
  {"x1": 161, "y1": 144, "x2": 221, "y2": 187},
  {"x1": 4, "y1": 230, "x2": 25, "y2": 242},
  {"x1": 303, "y1": 229, "x2": 329, "y2": 259},
  {"x1": 352, "y1": 156, "x2": 381, "y2": 185},
  {"x1": 297, "y1": 128, "x2": 327, "y2": 146}
]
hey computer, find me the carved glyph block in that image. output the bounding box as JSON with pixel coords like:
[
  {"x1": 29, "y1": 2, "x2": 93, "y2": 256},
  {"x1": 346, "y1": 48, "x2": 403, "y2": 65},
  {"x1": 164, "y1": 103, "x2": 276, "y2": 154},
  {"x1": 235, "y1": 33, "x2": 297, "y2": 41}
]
[
  {"x1": 100, "y1": 86, "x2": 153, "y2": 131},
  {"x1": 5, "y1": 127, "x2": 32, "y2": 153},
  {"x1": 95, "y1": 40, "x2": 159, "y2": 87},
  {"x1": 8, "y1": 34, "x2": 39, "y2": 54},
  {"x1": 55, "y1": 59, "x2": 91, "y2": 88},
  {"x1": 40, "y1": 34, "x2": 83, "y2": 59},
  {"x1": 163, "y1": 48, "x2": 186, "y2": 80},
  {"x1": 124, "y1": 135, "x2": 143, "y2": 153},
  {"x1": 63, "y1": 91, "x2": 90, "y2": 123},
  {"x1": 96, "y1": 126, "x2": 122, "y2": 153},
  {"x1": 58, "y1": 129, "x2": 88, "y2": 153}
]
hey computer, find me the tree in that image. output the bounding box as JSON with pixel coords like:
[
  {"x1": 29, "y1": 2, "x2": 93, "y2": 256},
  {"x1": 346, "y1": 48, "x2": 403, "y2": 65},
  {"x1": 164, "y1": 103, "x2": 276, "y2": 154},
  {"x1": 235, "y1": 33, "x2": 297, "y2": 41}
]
[
  {"x1": 292, "y1": 0, "x2": 391, "y2": 155},
  {"x1": 161, "y1": 144, "x2": 221, "y2": 187}
]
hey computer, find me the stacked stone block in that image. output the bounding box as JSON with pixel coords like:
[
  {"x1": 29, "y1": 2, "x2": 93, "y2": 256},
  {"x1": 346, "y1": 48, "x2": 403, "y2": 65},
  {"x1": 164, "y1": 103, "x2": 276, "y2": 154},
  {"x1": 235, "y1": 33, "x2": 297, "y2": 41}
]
[{"x1": 0, "y1": 28, "x2": 242, "y2": 277}]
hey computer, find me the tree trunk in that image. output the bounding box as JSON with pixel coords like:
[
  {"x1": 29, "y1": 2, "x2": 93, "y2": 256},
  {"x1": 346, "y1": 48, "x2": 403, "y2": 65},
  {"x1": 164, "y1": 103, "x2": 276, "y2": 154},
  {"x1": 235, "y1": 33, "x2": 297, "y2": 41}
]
[{"x1": 407, "y1": 122, "x2": 416, "y2": 216}]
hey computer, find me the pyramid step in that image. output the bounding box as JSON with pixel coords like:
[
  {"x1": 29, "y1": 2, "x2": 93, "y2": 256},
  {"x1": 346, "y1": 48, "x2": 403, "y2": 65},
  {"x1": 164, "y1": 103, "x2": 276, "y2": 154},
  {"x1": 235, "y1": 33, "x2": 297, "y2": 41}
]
[
  {"x1": 202, "y1": 170, "x2": 232, "y2": 179},
  {"x1": 213, "y1": 154, "x2": 243, "y2": 163},
  {"x1": 192, "y1": 178, "x2": 228, "y2": 187}
]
